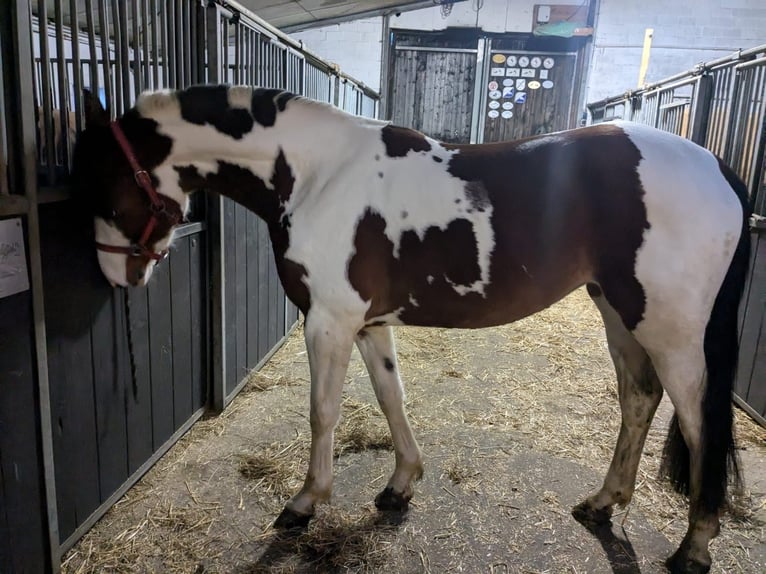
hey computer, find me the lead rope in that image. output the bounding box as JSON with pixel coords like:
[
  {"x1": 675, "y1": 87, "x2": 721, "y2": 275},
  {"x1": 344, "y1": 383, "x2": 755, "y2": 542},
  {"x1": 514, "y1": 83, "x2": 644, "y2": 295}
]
[{"x1": 123, "y1": 289, "x2": 139, "y2": 397}]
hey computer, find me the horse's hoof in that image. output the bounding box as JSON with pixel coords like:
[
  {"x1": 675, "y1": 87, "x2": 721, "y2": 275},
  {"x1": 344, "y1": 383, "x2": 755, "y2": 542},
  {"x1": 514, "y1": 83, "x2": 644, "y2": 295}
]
[
  {"x1": 665, "y1": 548, "x2": 711, "y2": 574},
  {"x1": 273, "y1": 507, "x2": 312, "y2": 530},
  {"x1": 375, "y1": 486, "x2": 411, "y2": 512},
  {"x1": 571, "y1": 500, "x2": 612, "y2": 526}
]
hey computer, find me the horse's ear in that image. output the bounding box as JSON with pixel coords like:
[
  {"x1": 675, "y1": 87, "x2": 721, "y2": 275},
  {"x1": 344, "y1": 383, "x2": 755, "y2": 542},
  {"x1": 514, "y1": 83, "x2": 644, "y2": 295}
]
[{"x1": 83, "y1": 88, "x2": 109, "y2": 128}]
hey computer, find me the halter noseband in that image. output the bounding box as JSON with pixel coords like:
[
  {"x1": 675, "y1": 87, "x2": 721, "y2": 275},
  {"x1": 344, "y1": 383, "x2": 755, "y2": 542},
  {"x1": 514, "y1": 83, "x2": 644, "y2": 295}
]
[{"x1": 95, "y1": 121, "x2": 178, "y2": 261}]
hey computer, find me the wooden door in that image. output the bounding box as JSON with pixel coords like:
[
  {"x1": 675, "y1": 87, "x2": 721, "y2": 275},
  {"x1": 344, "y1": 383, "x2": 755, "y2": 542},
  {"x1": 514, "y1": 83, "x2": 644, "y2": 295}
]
[
  {"x1": 389, "y1": 47, "x2": 478, "y2": 144},
  {"x1": 481, "y1": 51, "x2": 578, "y2": 142}
]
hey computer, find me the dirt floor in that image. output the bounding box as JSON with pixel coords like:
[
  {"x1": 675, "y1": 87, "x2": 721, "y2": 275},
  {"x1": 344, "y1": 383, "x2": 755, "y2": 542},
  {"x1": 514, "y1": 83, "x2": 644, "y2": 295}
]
[{"x1": 61, "y1": 287, "x2": 766, "y2": 574}]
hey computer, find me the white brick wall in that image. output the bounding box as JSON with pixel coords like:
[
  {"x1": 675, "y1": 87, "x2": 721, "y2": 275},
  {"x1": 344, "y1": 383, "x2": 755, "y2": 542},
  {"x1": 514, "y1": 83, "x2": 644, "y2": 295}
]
[
  {"x1": 585, "y1": 0, "x2": 766, "y2": 104},
  {"x1": 291, "y1": 17, "x2": 384, "y2": 92},
  {"x1": 391, "y1": 0, "x2": 585, "y2": 34}
]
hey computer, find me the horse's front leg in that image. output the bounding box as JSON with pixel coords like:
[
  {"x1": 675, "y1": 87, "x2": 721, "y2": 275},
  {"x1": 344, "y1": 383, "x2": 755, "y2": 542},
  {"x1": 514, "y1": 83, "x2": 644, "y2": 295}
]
[
  {"x1": 356, "y1": 326, "x2": 423, "y2": 511},
  {"x1": 274, "y1": 307, "x2": 355, "y2": 529}
]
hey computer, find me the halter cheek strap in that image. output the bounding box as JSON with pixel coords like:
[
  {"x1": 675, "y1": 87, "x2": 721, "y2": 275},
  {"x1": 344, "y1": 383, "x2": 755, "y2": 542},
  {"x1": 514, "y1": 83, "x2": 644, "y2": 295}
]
[{"x1": 95, "y1": 121, "x2": 179, "y2": 261}]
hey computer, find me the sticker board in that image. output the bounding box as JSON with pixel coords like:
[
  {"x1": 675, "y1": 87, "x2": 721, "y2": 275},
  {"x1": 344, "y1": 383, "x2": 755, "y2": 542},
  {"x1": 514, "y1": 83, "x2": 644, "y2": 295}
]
[{"x1": 0, "y1": 218, "x2": 30, "y2": 298}]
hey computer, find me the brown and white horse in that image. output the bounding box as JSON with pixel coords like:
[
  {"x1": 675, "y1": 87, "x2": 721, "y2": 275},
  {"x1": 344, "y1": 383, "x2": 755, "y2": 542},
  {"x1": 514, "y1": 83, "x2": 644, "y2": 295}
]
[{"x1": 71, "y1": 85, "x2": 751, "y2": 574}]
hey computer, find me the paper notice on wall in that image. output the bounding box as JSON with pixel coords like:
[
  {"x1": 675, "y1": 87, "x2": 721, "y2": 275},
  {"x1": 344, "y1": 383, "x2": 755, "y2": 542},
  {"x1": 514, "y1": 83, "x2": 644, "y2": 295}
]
[{"x1": 0, "y1": 218, "x2": 30, "y2": 298}]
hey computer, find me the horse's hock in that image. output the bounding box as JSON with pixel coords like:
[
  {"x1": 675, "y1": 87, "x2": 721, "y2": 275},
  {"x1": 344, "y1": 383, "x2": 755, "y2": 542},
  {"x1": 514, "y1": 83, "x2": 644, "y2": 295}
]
[{"x1": 58, "y1": 288, "x2": 766, "y2": 573}]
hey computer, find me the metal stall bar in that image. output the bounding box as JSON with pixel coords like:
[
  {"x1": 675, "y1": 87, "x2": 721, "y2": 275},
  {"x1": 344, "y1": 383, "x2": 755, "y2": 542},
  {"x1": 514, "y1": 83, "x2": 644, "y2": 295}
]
[
  {"x1": 8, "y1": 1, "x2": 61, "y2": 570},
  {"x1": 37, "y1": 0, "x2": 57, "y2": 183},
  {"x1": 132, "y1": 0, "x2": 141, "y2": 97},
  {"x1": 97, "y1": 0, "x2": 112, "y2": 116},
  {"x1": 53, "y1": 0, "x2": 70, "y2": 170},
  {"x1": 69, "y1": 0, "x2": 84, "y2": 137}
]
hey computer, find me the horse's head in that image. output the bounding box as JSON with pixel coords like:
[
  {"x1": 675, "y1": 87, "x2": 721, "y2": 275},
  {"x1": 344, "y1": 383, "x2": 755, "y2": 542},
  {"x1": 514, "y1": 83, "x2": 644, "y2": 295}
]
[{"x1": 72, "y1": 90, "x2": 186, "y2": 287}]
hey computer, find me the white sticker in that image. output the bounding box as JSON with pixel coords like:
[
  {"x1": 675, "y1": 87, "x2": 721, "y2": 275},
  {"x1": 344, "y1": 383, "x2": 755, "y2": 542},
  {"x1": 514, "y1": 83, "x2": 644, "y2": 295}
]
[
  {"x1": 488, "y1": 80, "x2": 499, "y2": 91},
  {"x1": 488, "y1": 109, "x2": 500, "y2": 119},
  {"x1": 488, "y1": 100, "x2": 500, "y2": 109},
  {"x1": 0, "y1": 218, "x2": 30, "y2": 298},
  {"x1": 491, "y1": 67, "x2": 506, "y2": 77},
  {"x1": 542, "y1": 80, "x2": 554, "y2": 89},
  {"x1": 518, "y1": 56, "x2": 530, "y2": 67},
  {"x1": 516, "y1": 79, "x2": 526, "y2": 91},
  {"x1": 502, "y1": 102, "x2": 514, "y2": 110},
  {"x1": 501, "y1": 110, "x2": 513, "y2": 119},
  {"x1": 506, "y1": 55, "x2": 517, "y2": 67},
  {"x1": 506, "y1": 68, "x2": 521, "y2": 77},
  {"x1": 522, "y1": 68, "x2": 536, "y2": 78},
  {"x1": 489, "y1": 90, "x2": 502, "y2": 99},
  {"x1": 502, "y1": 78, "x2": 515, "y2": 87},
  {"x1": 528, "y1": 80, "x2": 541, "y2": 90},
  {"x1": 539, "y1": 69, "x2": 549, "y2": 80},
  {"x1": 531, "y1": 57, "x2": 542, "y2": 68},
  {"x1": 543, "y1": 57, "x2": 555, "y2": 69}
]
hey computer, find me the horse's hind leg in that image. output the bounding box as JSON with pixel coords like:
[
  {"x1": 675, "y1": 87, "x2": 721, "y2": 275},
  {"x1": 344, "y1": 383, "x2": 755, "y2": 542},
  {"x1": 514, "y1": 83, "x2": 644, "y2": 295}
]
[
  {"x1": 572, "y1": 285, "x2": 663, "y2": 524},
  {"x1": 355, "y1": 326, "x2": 423, "y2": 510}
]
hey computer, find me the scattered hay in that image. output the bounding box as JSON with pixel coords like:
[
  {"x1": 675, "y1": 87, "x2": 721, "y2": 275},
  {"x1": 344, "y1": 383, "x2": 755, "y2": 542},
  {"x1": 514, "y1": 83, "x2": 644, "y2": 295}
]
[
  {"x1": 246, "y1": 507, "x2": 401, "y2": 573},
  {"x1": 238, "y1": 440, "x2": 306, "y2": 499},
  {"x1": 335, "y1": 397, "x2": 393, "y2": 457},
  {"x1": 243, "y1": 373, "x2": 301, "y2": 393}
]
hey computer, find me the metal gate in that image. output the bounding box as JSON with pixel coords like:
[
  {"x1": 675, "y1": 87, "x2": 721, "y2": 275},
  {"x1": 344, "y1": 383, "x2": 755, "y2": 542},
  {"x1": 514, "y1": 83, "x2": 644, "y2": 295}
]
[
  {"x1": 386, "y1": 30, "x2": 587, "y2": 144},
  {"x1": 0, "y1": 1, "x2": 380, "y2": 572},
  {"x1": 587, "y1": 44, "x2": 766, "y2": 427}
]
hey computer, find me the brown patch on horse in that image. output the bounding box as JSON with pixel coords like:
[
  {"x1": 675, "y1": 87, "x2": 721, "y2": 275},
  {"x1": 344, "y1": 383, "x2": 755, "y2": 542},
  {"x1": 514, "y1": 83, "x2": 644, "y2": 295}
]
[
  {"x1": 174, "y1": 150, "x2": 309, "y2": 313},
  {"x1": 350, "y1": 124, "x2": 649, "y2": 330},
  {"x1": 381, "y1": 125, "x2": 432, "y2": 158}
]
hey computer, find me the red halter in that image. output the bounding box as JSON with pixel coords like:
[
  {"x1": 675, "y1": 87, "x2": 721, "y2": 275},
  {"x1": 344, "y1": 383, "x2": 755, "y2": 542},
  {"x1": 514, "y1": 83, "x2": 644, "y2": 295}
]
[{"x1": 95, "y1": 121, "x2": 178, "y2": 261}]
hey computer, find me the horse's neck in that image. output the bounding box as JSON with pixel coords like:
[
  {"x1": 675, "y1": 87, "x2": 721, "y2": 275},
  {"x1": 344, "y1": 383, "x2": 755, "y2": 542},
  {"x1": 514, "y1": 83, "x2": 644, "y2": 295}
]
[{"x1": 155, "y1": 97, "x2": 371, "y2": 227}]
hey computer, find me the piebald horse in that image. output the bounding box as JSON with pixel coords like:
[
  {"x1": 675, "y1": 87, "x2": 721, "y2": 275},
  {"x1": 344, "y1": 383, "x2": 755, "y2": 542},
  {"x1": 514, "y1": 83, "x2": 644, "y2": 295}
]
[{"x1": 72, "y1": 85, "x2": 751, "y2": 574}]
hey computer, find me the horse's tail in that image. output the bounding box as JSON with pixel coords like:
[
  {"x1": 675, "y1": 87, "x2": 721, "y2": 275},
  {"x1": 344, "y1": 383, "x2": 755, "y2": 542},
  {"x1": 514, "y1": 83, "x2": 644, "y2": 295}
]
[{"x1": 660, "y1": 160, "x2": 751, "y2": 513}]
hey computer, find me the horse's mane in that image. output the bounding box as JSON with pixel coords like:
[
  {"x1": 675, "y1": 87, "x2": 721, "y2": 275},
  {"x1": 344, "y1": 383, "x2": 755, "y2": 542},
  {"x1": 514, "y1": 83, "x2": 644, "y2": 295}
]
[{"x1": 135, "y1": 84, "x2": 386, "y2": 128}]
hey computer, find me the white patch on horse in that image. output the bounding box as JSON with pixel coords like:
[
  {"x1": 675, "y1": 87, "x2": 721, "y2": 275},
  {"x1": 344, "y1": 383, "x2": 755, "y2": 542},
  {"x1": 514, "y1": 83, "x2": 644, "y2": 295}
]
[
  {"x1": 621, "y1": 121, "x2": 743, "y2": 439},
  {"x1": 408, "y1": 294, "x2": 419, "y2": 307},
  {"x1": 94, "y1": 217, "x2": 130, "y2": 287},
  {"x1": 227, "y1": 86, "x2": 253, "y2": 110},
  {"x1": 515, "y1": 133, "x2": 567, "y2": 151}
]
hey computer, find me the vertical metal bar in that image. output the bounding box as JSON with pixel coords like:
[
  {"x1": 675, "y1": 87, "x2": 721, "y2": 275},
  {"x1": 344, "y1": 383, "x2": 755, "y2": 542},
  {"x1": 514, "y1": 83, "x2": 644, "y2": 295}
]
[
  {"x1": 109, "y1": 0, "x2": 122, "y2": 114},
  {"x1": 37, "y1": 0, "x2": 56, "y2": 182},
  {"x1": 69, "y1": 0, "x2": 84, "y2": 138},
  {"x1": 150, "y1": 0, "x2": 159, "y2": 88},
  {"x1": 54, "y1": 0, "x2": 71, "y2": 168},
  {"x1": 9, "y1": 1, "x2": 60, "y2": 569},
  {"x1": 469, "y1": 37, "x2": 485, "y2": 144},
  {"x1": 132, "y1": 0, "x2": 142, "y2": 97},
  {"x1": 98, "y1": 0, "x2": 113, "y2": 116},
  {"x1": 142, "y1": 0, "x2": 151, "y2": 89},
  {"x1": 167, "y1": 0, "x2": 176, "y2": 86},
  {"x1": 84, "y1": 0, "x2": 98, "y2": 96},
  {"x1": 117, "y1": 0, "x2": 131, "y2": 109},
  {"x1": 160, "y1": 0, "x2": 169, "y2": 87},
  {"x1": 206, "y1": 2, "x2": 226, "y2": 412},
  {"x1": 183, "y1": 0, "x2": 192, "y2": 85},
  {"x1": 234, "y1": 20, "x2": 241, "y2": 84},
  {"x1": 175, "y1": 0, "x2": 183, "y2": 86}
]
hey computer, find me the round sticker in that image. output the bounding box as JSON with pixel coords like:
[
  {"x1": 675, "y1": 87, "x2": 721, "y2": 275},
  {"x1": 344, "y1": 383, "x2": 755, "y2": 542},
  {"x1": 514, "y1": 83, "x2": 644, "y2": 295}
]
[
  {"x1": 492, "y1": 53, "x2": 507, "y2": 64},
  {"x1": 506, "y1": 55, "x2": 517, "y2": 67},
  {"x1": 543, "y1": 57, "x2": 555, "y2": 69},
  {"x1": 488, "y1": 100, "x2": 500, "y2": 109},
  {"x1": 502, "y1": 102, "x2": 514, "y2": 110},
  {"x1": 528, "y1": 80, "x2": 541, "y2": 90},
  {"x1": 501, "y1": 110, "x2": 513, "y2": 119},
  {"x1": 489, "y1": 90, "x2": 502, "y2": 99},
  {"x1": 488, "y1": 110, "x2": 500, "y2": 119},
  {"x1": 518, "y1": 56, "x2": 530, "y2": 67},
  {"x1": 502, "y1": 78, "x2": 515, "y2": 87},
  {"x1": 531, "y1": 57, "x2": 542, "y2": 68},
  {"x1": 542, "y1": 80, "x2": 554, "y2": 89},
  {"x1": 488, "y1": 80, "x2": 499, "y2": 91}
]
